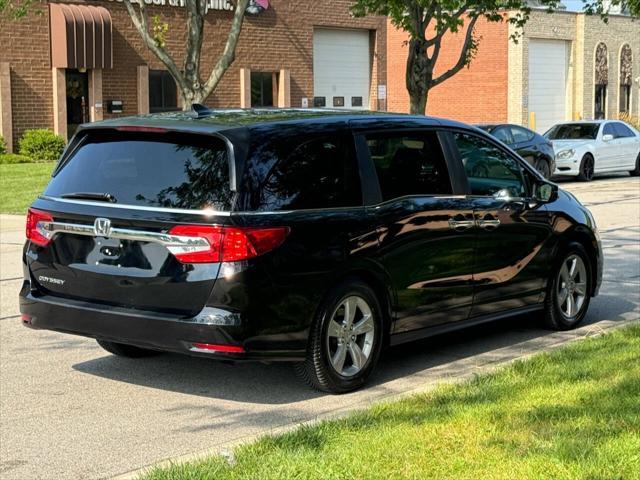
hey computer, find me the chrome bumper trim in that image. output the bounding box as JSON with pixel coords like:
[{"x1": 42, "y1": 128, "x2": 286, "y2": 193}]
[{"x1": 38, "y1": 221, "x2": 210, "y2": 249}]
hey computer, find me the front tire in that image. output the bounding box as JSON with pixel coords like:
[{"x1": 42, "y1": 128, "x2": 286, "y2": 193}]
[
  {"x1": 535, "y1": 158, "x2": 551, "y2": 179},
  {"x1": 543, "y1": 242, "x2": 592, "y2": 331},
  {"x1": 97, "y1": 340, "x2": 160, "y2": 358},
  {"x1": 296, "y1": 280, "x2": 384, "y2": 393},
  {"x1": 577, "y1": 154, "x2": 595, "y2": 182}
]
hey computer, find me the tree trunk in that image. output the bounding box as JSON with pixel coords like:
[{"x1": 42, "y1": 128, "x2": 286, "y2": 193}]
[
  {"x1": 180, "y1": 88, "x2": 206, "y2": 110},
  {"x1": 406, "y1": 37, "x2": 432, "y2": 115},
  {"x1": 409, "y1": 91, "x2": 428, "y2": 115}
]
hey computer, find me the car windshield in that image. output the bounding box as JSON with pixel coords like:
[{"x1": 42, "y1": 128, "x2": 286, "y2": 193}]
[{"x1": 545, "y1": 123, "x2": 600, "y2": 140}]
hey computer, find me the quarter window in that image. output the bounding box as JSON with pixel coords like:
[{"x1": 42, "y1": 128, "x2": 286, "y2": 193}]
[
  {"x1": 454, "y1": 133, "x2": 526, "y2": 198},
  {"x1": 613, "y1": 122, "x2": 635, "y2": 138},
  {"x1": 492, "y1": 127, "x2": 513, "y2": 145},
  {"x1": 510, "y1": 126, "x2": 534, "y2": 144},
  {"x1": 364, "y1": 132, "x2": 452, "y2": 200},
  {"x1": 254, "y1": 135, "x2": 362, "y2": 211}
]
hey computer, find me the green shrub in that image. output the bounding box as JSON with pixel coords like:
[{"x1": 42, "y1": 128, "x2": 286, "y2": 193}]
[
  {"x1": 18, "y1": 129, "x2": 65, "y2": 162},
  {"x1": 0, "y1": 153, "x2": 34, "y2": 164},
  {"x1": 0, "y1": 135, "x2": 6, "y2": 154}
]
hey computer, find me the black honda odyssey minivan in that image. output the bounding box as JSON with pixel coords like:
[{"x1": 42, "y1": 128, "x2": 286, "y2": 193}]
[{"x1": 21, "y1": 108, "x2": 603, "y2": 393}]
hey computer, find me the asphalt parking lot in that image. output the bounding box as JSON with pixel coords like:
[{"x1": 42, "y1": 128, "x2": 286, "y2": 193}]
[{"x1": 1, "y1": 175, "x2": 639, "y2": 480}]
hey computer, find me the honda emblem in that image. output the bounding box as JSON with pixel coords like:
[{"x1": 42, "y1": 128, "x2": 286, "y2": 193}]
[{"x1": 94, "y1": 218, "x2": 111, "y2": 237}]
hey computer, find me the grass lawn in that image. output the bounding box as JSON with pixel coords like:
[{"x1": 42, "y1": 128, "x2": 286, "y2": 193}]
[
  {"x1": 0, "y1": 162, "x2": 55, "y2": 214},
  {"x1": 142, "y1": 325, "x2": 640, "y2": 480}
]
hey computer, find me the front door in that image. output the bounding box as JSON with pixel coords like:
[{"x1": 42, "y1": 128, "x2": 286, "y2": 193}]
[
  {"x1": 361, "y1": 130, "x2": 476, "y2": 334},
  {"x1": 451, "y1": 131, "x2": 553, "y2": 317},
  {"x1": 66, "y1": 70, "x2": 89, "y2": 140}
]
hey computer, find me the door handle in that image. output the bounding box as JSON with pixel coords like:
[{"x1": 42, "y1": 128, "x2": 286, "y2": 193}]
[
  {"x1": 477, "y1": 219, "x2": 501, "y2": 230},
  {"x1": 448, "y1": 219, "x2": 476, "y2": 231}
]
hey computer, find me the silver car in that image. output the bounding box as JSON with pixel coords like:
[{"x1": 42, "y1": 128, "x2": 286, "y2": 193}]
[{"x1": 545, "y1": 120, "x2": 640, "y2": 181}]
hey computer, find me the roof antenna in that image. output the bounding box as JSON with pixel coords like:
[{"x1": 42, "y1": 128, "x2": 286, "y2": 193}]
[{"x1": 191, "y1": 103, "x2": 214, "y2": 118}]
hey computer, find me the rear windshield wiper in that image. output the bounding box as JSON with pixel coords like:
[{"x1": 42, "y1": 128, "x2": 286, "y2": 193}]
[{"x1": 61, "y1": 192, "x2": 118, "y2": 203}]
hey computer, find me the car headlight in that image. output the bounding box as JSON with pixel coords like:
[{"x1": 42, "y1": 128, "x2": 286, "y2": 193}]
[{"x1": 556, "y1": 149, "x2": 575, "y2": 160}]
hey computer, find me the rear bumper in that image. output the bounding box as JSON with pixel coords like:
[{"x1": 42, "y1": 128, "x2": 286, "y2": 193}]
[{"x1": 19, "y1": 281, "x2": 305, "y2": 362}]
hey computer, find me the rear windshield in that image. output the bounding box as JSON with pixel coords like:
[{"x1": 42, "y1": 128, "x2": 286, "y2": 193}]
[
  {"x1": 45, "y1": 131, "x2": 233, "y2": 210},
  {"x1": 545, "y1": 124, "x2": 599, "y2": 140}
]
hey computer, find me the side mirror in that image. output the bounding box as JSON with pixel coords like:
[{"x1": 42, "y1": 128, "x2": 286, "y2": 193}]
[
  {"x1": 537, "y1": 183, "x2": 558, "y2": 203},
  {"x1": 602, "y1": 134, "x2": 614, "y2": 142}
]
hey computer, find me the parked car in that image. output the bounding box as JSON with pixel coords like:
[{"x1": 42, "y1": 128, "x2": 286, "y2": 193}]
[
  {"x1": 544, "y1": 120, "x2": 640, "y2": 181},
  {"x1": 21, "y1": 108, "x2": 603, "y2": 393},
  {"x1": 476, "y1": 124, "x2": 555, "y2": 179}
]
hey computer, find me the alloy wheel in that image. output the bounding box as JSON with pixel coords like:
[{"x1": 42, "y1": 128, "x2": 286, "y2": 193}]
[
  {"x1": 326, "y1": 296, "x2": 376, "y2": 377},
  {"x1": 582, "y1": 156, "x2": 594, "y2": 181},
  {"x1": 557, "y1": 254, "x2": 588, "y2": 319}
]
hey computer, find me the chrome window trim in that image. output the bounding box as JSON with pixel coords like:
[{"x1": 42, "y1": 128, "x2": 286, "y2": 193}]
[
  {"x1": 37, "y1": 195, "x2": 369, "y2": 216},
  {"x1": 39, "y1": 196, "x2": 232, "y2": 217}
]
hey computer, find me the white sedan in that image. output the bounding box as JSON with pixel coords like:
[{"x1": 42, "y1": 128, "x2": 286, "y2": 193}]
[{"x1": 544, "y1": 120, "x2": 640, "y2": 181}]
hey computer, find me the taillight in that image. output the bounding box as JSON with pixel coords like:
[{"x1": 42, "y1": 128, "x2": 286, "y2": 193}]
[
  {"x1": 167, "y1": 225, "x2": 289, "y2": 264},
  {"x1": 26, "y1": 208, "x2": 54, "y2": 247}
]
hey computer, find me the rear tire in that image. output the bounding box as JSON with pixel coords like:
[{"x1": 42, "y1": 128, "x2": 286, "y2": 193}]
[
  {"x1": 97, "y1": 339, "x2": 160, "y2": 358},
  {"x1": 296, "y1": 280, "x2": 384, "y2": 393},
  {"x1": 630, "y1": 154, "x2": 640, "y2": 177},
  {"x1": 577, "y1": 154, "x2": 595, "y2": 182},
  {"x1": 542, "y1": 242, "x2": 592, "y2": 331}
]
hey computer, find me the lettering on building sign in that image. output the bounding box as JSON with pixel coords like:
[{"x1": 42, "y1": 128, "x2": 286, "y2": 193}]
[{"x1": 95, "y1": 0, "x2": 269, "y2": 15}]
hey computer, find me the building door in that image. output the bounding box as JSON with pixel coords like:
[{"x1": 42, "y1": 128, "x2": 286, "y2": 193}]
[
  {"x1": 313, "y1": 29, "x2": 370, "y2": 110},
  {"x1": 66, "y1": 70, "x2": 89, "y2": 139},
  {"x1": 528, "y1": 39, "x2": 569, "y2": 133}
]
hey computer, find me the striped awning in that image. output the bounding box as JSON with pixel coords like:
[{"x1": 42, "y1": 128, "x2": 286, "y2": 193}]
[{"x1": 50, "y1": 3, "x2": 113, "y2": 69}]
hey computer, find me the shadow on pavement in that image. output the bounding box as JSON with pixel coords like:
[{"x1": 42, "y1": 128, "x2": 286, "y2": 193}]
[{"x1": 72, "y1": 298, "x2": 636, "y2": 405}]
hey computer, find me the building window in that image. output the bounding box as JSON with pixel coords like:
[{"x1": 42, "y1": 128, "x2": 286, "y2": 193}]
[
  {"x1": 594, "y1": 43, "x2": 608, "y2": 119},
  {"x1": 620, "y1": 44, "x2": 632, "y2": 114},
  {"x1": 251, "y1": 72, "x2": 274, "y2": 107},
  {"x1": 149, "y1": 70, "x2": 178, "y2": 113}
]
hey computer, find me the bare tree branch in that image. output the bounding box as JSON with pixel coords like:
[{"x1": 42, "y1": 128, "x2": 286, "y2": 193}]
[
  {"x1": 431, "y1": 14, "x2": 479, "y2": 87},
  {"x1": 122, "y1": 0, "x2": 186, "y2": 92},
  {"x1": 201, "y1": 0, "x2": 250, "y2": 99}
]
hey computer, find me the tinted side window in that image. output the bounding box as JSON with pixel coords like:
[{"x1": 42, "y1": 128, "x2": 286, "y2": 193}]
[
  {"x1": 454, "y1": 132, "x2": 526, "y2": 198},
  {"x1": 253, "y1": 135, "x2": 362, "y2": 211},
  {"x1": 364, "y1": 131, "x2": 452, "y2": 200},
  {"x1": 492, "y1": 127, "x2": 513, "y2": 145},
  {"x1": 603, "y1": 123, "x2": 616, "y2": 137},
  {"x1": 510, "y1": 126, "x2": 534, "y2": 143},
  {"x1": 614, "y1": 122, "x2": 635, "y2": 138}
]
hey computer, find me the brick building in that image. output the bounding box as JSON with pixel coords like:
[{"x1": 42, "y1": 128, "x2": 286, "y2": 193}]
[
  {"x1": 0, "y1": 0, "x2": 386, "y2": 152},
  {"x1": 386, "y1": 9, "x2": 640, "y2": 133}
]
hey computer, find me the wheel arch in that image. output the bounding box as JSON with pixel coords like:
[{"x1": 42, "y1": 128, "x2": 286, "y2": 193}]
[
  {"x1": 330, "y1": 267, "x2": 395, "y2": 344},
  {"x1": 555, "y1": 226, "x2": 600, "y2": 297}
]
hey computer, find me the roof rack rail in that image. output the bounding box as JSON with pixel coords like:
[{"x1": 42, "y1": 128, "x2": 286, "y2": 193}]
[{"x1": 191, "y1": 103, "x2": 214, "y2": 118}]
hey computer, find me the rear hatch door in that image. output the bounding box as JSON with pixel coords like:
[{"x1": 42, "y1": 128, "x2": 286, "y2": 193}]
[{"x1": 27, "y1": 128, "x2": 235, "y2": 317}]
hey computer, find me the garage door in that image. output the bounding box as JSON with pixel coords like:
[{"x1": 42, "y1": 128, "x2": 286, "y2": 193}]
[
  {"x1": 528, "y1": 39, "x2": 569, "y2": 133},
  {"x1": 313, "y1": 29, "x2": 370, "y2": 110}
]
